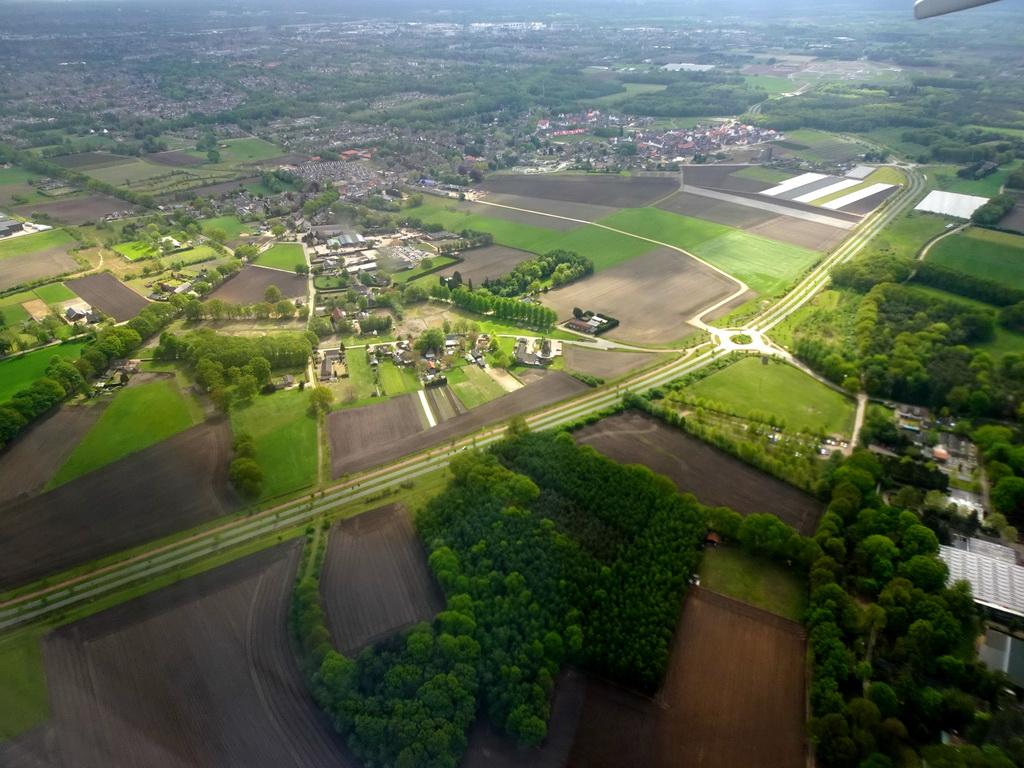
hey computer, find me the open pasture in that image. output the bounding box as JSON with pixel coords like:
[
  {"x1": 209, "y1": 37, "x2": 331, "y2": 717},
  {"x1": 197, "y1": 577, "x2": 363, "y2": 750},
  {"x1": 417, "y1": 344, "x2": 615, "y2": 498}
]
[
  {"x1": 691, "y1": 231, "x2": 822, "y2": 294},
  {"x1": 0, "y1": 166, "x2": 41, "y2": 186},
  {"x1": 597, "y1": 207, "x2": 732, "y2": 251},
  {"x1": 480, "y1": 174, "x2": 678, "y2": 208},
  {"x1": 49, "y1": 376, "x2": 199, "y2": 487},
  {"x1": 698, "y1": 545, "x2": 807, "y2": 621},
  {"x1": 331, "y1": 371, "x2": 587, "y2": 477},
  {"x1": 0, "y1": 419, "x2": 239, "y2": 591},
  {"x1": 41, "y1": 542, "x2": 356, "y2": 767},
  {"x1": 320, "y1": 504, "x2": 444, "y2": 656},
  {"x1": 0, "y1": 248, "x2": 79, "y2": 292},
  {"x1": 83, "y1": 158, "x2": 178, "y2": 186},
  {"x1": 200, "y1": 215, "x2": 250, "y2": 240},
  {"x1": 0, "y1": 342, "x2": 87, "y2": 402},
  {"x1": 0, "y1": 229, "x2": 75, "y2": 260},
  {"x1": 254, "y1": 242, "x2": 305, "y2": 272},
  {"x1": 652, "y1": 588, "x2": 807, "y2": 768},
  {"x1": 562, "y1": 346, "x2": 662, "y2": 378},
  {"x1": 66, "y1": 271, "x2": 148, "y2": 321},
  {"x1": 542, "y1": 247, "x2": 737, "y2": 344},
  {"x1": 573, "y1": 410, "x2": 823, "y2": 535},
  {"x1": 206, "y1": 265, "x2": 307, "y2": 304},
  {"x1": 14, "y1": 194, "x2": 128, "y2": 225},
  {"x1": 437, "y1": 245, "x2": 540, "y2": 285},
  {"x1": 689, "y1": 356, "x2": 855, "y2": 435},
  {"x1": 927, "y1": 226, "x2": 1024, "y2": 289}
]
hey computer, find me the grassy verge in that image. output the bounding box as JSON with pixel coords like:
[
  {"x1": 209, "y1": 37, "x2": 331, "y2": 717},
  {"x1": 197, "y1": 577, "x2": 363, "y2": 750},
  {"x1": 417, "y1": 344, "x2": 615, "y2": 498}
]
[
  {"x1": 0, "y1": 626, "x2": 48, "y2": 741},
  {"x1": 698, "y1": 545, "x2": 807, "y2": 622}
]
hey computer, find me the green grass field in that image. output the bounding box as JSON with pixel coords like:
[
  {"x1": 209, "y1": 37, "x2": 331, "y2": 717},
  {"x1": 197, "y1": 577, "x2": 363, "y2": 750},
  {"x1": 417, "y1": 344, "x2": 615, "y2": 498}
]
[
  {"x1": 924, "y1": 161, "x2": 1021, "y2": 197},
  {"x1": 782, "y1": 129, "x2": 834, "y2": 145},
  {"x1": 392, "y1": 256, "x2": 458, "y2": 284},
  {"x1": 0, "y1": 302, "x2": 30, "y2": 325},
  {"x1": 231, "y1": 388, "x2": 317, "y2": 499},
  {"x1": 50, "y1": 379, "x2": 199, "y2": 487},
  {"x1": 0, "y1": 166, "x2": 41, "y2": 186},
  {"x1": 200, "y1": 216, "x2": 250, "y2": 240},
  {"x1": 33, "y1": 283, "x2": 76, "y2": 304},
  {"x1": 731, "y1": 166, "x2": 797, "y2": 184},
  {"x1": 927, "y1": 227, "x2": 1024, "y2": 289},
  {"x1": 691, "y1": 231, "x2": 822, "y2": 293},
  {"x1": 0, "y1": 229, "x2": 74, "y2": 260},
  {"x1": 86, "y1": 159, "x2": 173, "y2": 186},
  {"x1": 451, "y1": 363, "x2": 507, "y2": 409},
  {"x1": 209, "y1": 138, "x2": 283, "y2": 163},
  {"x1": 587, "y1": 82, "x2": 668, "y2": 107},
  {"x1": 340, "y1": 351, "x2": 377, "y2": 402},
  {"x1": 113, "y1": 241, "x2": 155, "y2": 261},
  {"x1": 865, "y1": 213, "x2": 951, "y2": 261},
  {"x1": 0, "y1": 627, "x2": 48, "y2": 741},
  {"x1": 698, "y1": 545, "x2": 807, "y2": 622},
  {"x1": 597, "y1": 207, "x2": 731, "y2": 251},
  {"x1": 743, "y1": 75, "x2": 799, "y2": 95},
  {"x1": 378, "y1": 360, "x2": 420, "y2": 396},
  {"x1": 0, "y1": 342, "x2": 87, "y2": 401},
  {"x1": 690, "y1": 356, "x2": 855, "y2": 434},
  {"x1": 254, "y1": 243, "x2": 305, "y2": 272},
  {"x1": 549, "y1": 223, "x2": 657, "y2": 271}
]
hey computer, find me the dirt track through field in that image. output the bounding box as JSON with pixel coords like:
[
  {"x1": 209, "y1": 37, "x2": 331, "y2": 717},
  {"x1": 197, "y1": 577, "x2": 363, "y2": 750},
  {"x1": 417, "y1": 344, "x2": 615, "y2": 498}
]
[
  {"x1": 330, "y1": 371, "x2": 588, "y2": 477},
  {"x1": 573, "y1": 410, "x2": 823, "y2": 535},
  {"x1": 320, "y1": 504, "x2": 444, "y2": 656},
  {"x1": 0, "y1": 247, "x2": 80, "y2": 291},
  {"x1": 41, "y1": 542, "x2": 357, "y2": 767},
  {"x1": 542, "y1": 248, "x2": 736, "y2": 344},
  {"x1": 0, "y1": 419, "x2": 240, "y2": 590},
  {"x1": 66, "y1": 271, "x2": 149, "y2": 321}
]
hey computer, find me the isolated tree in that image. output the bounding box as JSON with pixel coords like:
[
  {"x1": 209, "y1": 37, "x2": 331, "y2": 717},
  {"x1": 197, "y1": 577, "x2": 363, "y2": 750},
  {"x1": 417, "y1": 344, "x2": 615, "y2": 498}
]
[
  {"x1": 276, "y1": 299, "x2": 296, "y2": 318},
  {"x1": 309, "y1": 386, "x2": 334, "y2": 414},
  {"x1": 415, "y1": 327, "x2": 446, "y2": 354},
  {"x1": 264, "y1": 284, "x2": 283, "y2": 303},
  {"x1": 207, "y1": 149, "x2": 221, "y2": 164},
  {"x1": 229, "y1": 457, "x2": 263, "y2": 497},
  {"x1": 295, "y1": 263, "x2": 310, "y2": 275},
  {"x1": 205, "y1": 227, "x2": 228, "y2": 244},
  {"x1": 271, "y1": 224, "x2": 286, "y2": 237}
]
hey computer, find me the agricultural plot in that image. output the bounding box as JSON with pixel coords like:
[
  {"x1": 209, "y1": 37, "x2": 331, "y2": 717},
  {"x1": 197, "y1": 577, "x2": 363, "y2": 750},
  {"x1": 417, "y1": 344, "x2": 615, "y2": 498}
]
[
  {"x1": 927, "y1": 227, "x2": 1024, "y2": 289},
  {"x1": 786, "y1": 138, "x2": 863, "y2": 163},
  {"x1": 49, "y1": 376, "x2": 199, "y2": 487},
  {"x1": 677, "y1": 165, "x2": 774, "y2": 194},
  {"x1": 255, "y1": 243, "x2": 305, "y2": 272},
  {"x1": 449, "y1": 363, "x2": 507, "y2": 409},
  {"x1": 230, "y1": 388, "x2": 318, "y2": 500},
  {"x1": 472, "y1": 191, "x2": 618, "y2": 224},
  {"x1": 436, "y1": 245, "x2": 534, "y2": 285},
  {"x1": 47, "y1": 152, "x2": 136, "y2": 171},
  {"x1": 319, "y1": 504, "x2": 445, "y2": 656},
  {"x1": 698, "y1": 545, "x2": 807, "y2": 621},
  {"x1": 597, "y1": 207, "x2": 731, "y2": 252},
  {"x1": 745, "y1": 216, "x2": 848, "y2": 252},
  {"x1": 691, "y1": 231, "x2": 821, "y2": 294},
  {"x1": 0, "y1": 419, "x2": 239, "y2": 591},
  {"x1": 425, "y1": 384, "x2": 468, "y2": 422},
  {"x1": 34, "y1": 282, "x2": 75, "y2": 302},
  {"x1": 0, "y1": 165, "x2": 41, "y2": 185},
  {"x1": 378, "y1": 360, "x2": 421, "y2": 396},
  {"x1": 562, "y1": 346, "x2": 662, "y2": 379},
  {"x1": 689, "y1": 357, "x2": 855, "y2": 434},
  {"x1": 731, "y1": 166, "x2": 798, "y2": 184},
  {"x1": 548, "y1": 224, "x2": 657, "y2": 271},
  {"x1": 146, "y1": 150, "x2": 203, "y2": 167},
  {"x1": 330, "y1": 371, "x2": 587, "y2": 477},
  {"x1": 542, "y1": 248, "x2": 737, "y2": 345},
  {"x1": 655, "y1": 190, "x2": 775, "y2": 230},
  {"x1": 41, "y1": 542, "x2": 356, "y2": 767},
  {"x1": 65, "y1": 272, "x2": 148, "y2": 321},
  {"x1": 480, "y1": 174, "x2": 678, "y2": 208},
  {"x1": 573, "y1": 410, "x2": 824, "y2": 535},
  {"x1": 206, "y1": 265, "x2": 307, "y2": 304},
  {"x1": 215, "y1": 137, "x2": 286, "y2": 163},
  {"x1": 0, "y1": 342, "x2": 87, "y2": 402},
  {"x1": 0, "y1": 248, "x2": 79, "y2": 292},
  {"x1": 200, "y1": 215, "x2": 250, "y2": 240},
  {"x1": 13, "y1": 194, "x2": 127, "y2": 225},
  {"x1": 653, "y1": 588, "x2": 807, "y2": 768},
  {"x1": 85, "y1": 158, "x2": 176, "y2": 186},
  {"x1": 0, "y1": 229, "x2": 75, "y2": 260}
]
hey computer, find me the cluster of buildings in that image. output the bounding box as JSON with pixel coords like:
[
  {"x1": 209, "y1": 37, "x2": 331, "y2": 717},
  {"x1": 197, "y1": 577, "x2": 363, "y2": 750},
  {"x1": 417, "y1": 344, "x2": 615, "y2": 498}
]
[
  {"x1": 618, "y1": 122, "x2": 782, "y2": 162},
  {"x1": 512, "y1": 337, "x2": 561, "y2": 366}
]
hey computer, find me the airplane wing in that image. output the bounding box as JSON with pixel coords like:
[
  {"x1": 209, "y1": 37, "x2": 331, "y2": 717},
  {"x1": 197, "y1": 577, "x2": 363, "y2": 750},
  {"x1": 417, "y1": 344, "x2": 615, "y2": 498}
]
[{"x1": 915, "y1": 0, "x2": 1003, "y2": 18}]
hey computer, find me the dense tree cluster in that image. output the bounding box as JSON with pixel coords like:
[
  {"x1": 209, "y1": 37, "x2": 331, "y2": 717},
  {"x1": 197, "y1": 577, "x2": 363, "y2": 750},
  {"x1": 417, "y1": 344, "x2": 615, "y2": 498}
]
[
  {"x1": 480, "y1": 249, "x2": 593, "y2": 296},
  {"x1": 615, "y1": 71, "x2": 769, "y2": 117},
  {"x1": 449, "y1": 288, "x2": 558, "y2": 328},
  {"x1": 972, "y1": 194, "x2": 1017, "y2": 227}
]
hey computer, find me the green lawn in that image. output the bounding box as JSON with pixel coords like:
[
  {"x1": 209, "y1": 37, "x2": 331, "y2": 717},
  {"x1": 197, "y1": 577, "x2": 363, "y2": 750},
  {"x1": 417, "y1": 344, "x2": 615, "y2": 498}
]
[
  {"x1": 0, "y1": 342, "x2": 87, "y2": 401},
  {"x1": 451, "y1": 363, "x2": 507, "y2": 409},
  {"x1": 33, "y1": 283, "x2": 76, "y2": 304},
  {"x1": 925, "y1": 163, "x2": 1020, "y2": 197},
  {"x1": 865, "y1": 213, "x2": 950, "y2": 261},
  {"x1": 0, "y1": 302, "x2": 30, "y2": 325},
  {"x1": 689, "y1": 356, "x2": 855, "y2": 435},
  {"x1": 597, "y1": 207, "x2": 731, "y2": 251},
  {"x1": 0, "y1": 166, "x2": 41, "y2": 186},
  {"x1": 927, "y1": 227, "x2": 1024, "y2": 289},
  {"x1": 378, "y1": 360, "x2": 420, "y2": 396},
  {"x1": 113, "y1": 241, "x2": 155, "y2": 261},
  {"x1": 49, "y1": 379, "x2": 199, "y2": 486},
  {"x1": 255, "y1": 243, "x2": 305, "y2": 272},
  {"x1": 691, "y1": 231, "x2": 822, "y2": 293},
  {"x1": 200, "y1": 216, "x2": 250, "y2": 240},
  {"x1": 343, "y1": 351, "x2": 377, "y2": 401},
  {"x1": 0, "y1": 229, "x2": 74, "y2": 260},
  {"x1": 230, "y1": 388, "x2": 317, "y2": 499},
  {"x1": 743, "y1": 75, "x2": 799, "y2": 95},
  {"x1": 782, "y1": 129, "x2": 834, "y2": 145},
  {"x1": 0, "y1": 627, "x2": 48, "y2": 741},
  {"x1": 731, "y1": 166, "x2": 797, "y2": 184},
  {"x1": 392, "y1": 256, "x2": 458, "y2": 284},
  {"x1": 217, "y1": 138, "x2": 284, "y2": 163},
  {"x1": 698, "y1": 545, "x2": 807, "y2": 622},
  {"x1": 550, "y1": 223, "x2": 657, "y2": 271}
]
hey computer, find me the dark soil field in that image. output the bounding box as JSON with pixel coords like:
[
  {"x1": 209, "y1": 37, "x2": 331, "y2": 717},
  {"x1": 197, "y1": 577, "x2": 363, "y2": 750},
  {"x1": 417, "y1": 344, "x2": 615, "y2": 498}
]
[
  {"x1": 330, "y1": 371, "x2": 588, "y2": 477},
  {"x1": 653, "y1": 588, "x2": 807, "y2": 768},
  {"x1": 564, "y1": 677, "x2": 659, "y2": 768},
  {"x1": 998, "y1": 194, "x2": 1024, "y2": 234},
  {"x1": 319, "y1": 504, "x2": 444, "y2": 656},
  {"x1": 702, "y1": 187, "x2": 861, "y2": 225},
  {"x1": 573, "y1": 410, "x2": 823, "y2": 535},
  {"x1": 13, "y1": 194, "x2": 129, "y2": 225},
  {"x1": 480, "y1": 175, "x2": 678, "y2": 208},
  {"x1": 562, "y1": 346, "x2": 661, "y2": 378},
  {"x1": 183, "y1": 177, "x2": 261, "y2": 199},
  {"x1": 746, "y1": 217, "x2": 848, "y2": 251},
  {"x1": 251, "y1": 153, "x2": 309, "y2": 167},
  {"x1": 0, "y1": 419, "x2": 240, "y2": 590},
  {"x1": 147, "y1": 151, "x2": 203, "y2": 167},
  {"x1": 436, "y1": 245, "x2": 534, "y2": 284},
  {"x1": 680, "y1": 166, "x2": 773, "y2": 194},
  {"x1": 0, "y1": 247, "x2": 80, "y2": 291},
  {"x1": 542, "y1": 248, "x2": 737, "y2": 345},
  {"x1": 48, "y1": 153, "x2": 135, "y2": 171},
  {"x1": 426, "y1": 385, "x2": 467, "y2": 422},
  {"x1": 65, "y1": 272, "x2": 149, "y2": 321},
  {"x1": 833, "y1": 186, "x2": 897, "y2": 215},
  {"x1": 40, "y1": 542, "x2": 357, "y2": 768},
  {"x1": 471, "y1": 192, "x2": 619, "y2": 224},
  {"x1": 656, "y1": 190, "x2": 775, "y2": 229},
  {"x1": 327, "y1": 393, "x2": 426, "y2": 471},
  {"x1": 0, "y1": 403, "x2": 109, "y2": 505},
  {"x1": 206, "y1": 265, "x2": 307, "y2": 305}
]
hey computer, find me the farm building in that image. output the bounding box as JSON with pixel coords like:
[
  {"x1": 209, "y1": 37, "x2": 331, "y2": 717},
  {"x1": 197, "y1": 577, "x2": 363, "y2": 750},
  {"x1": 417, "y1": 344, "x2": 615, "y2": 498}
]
[
  {"x1": 0, "y1": 217, "x2": 24, "y2": 237},
  {"x1": 939, "y1": 538, "x2": 1024, "y2": 621}
]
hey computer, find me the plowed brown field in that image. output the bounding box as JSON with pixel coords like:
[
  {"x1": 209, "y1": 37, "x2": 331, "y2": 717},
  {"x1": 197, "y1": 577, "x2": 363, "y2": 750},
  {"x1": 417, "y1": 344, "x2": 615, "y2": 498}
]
[
  {"x1": 480, "y1": 175, "x2": 677, "y2": 208},
  {"x1": 562, "y1": 347, "x2": 661, "y2": 379},
  {"x1": 65, "y1": 272, "x2": 149, "y2": 321},
  {"x1": 206, "y1": 265, "x2": 307, "y2": 305},
  {"x1": 0, "y1": 247, "x2": 79, "y2": 291}
]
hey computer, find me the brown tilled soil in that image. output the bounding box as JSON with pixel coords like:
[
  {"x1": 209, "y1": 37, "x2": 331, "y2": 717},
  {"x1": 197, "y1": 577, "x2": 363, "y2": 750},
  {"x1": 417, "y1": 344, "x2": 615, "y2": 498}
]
[
  {"x1": 679, "y1": 166, "x2": 774, "y2": 194},
  {"x1": 0, "y1": 402, "x2": 109, "y2": 505},
  {"x1": 330, "y1": 371, "x2": 588, "y2": 477},
  {"x1": 0, "y1": 247, "x2": 80, "y2": 291},
  {"x1": 542, "y1": 248, "x2": 737, "y2": 345},
  {"x1": 327, "y1": 393, "x2": 426, "y2": 470},
  {"x1": 655, "y1": 190, "x2": 775, "y2": 229},
  {"x1": 471, "y1": 192, "x2": 619, "y2": 224},
  {"x1": 206, "y1": 265, "x2": 307, "y2": 305},
  {"x1": 435, "y1": 245, "x2": 535, "y2": 284},
  {"x1": 65, "y1": 272, "x2": 149, "y2": 321},
  {"x1": 40, "y1": 542, "x2": 358, "y2": 768},
  {"x1": 480, "y1": 175, "x2": 678, "y2": 208},
  {"x1": 562, "y1": 346, "x2": 662, "y2": 379},
  {"x1": 319, "y1": 503, "x2": 444, "y2": 656},
  {"x1": 13, "y1": 194, "x2": 129, "y2": 225},
  {"x1": 573, "y1": 410, "x2": 823, "y2": 535},
  {"x1": 0, "y1": 419, "x2": 240, "y2": 590},
  {"x1": 745, "y1": 216, "x2": 849, "y2": 251},
  {"x1": 653, "y1": 588, "x2": 807, "y2": 768}
]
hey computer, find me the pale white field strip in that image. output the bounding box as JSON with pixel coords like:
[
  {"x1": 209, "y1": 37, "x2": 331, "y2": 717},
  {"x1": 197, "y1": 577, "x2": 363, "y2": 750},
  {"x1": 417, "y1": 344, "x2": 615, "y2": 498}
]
[
  {"x1": 683, "y1": 186, "x2": 856, "y2": 229},
  {"x1": 761, "y1": 172, "x2": 828, "y2": 196},
  {"x1": 418, "y1": 389, "x2": 437, "y2": 428},
  {"x1": 794, "y1": 178, "x2": 860, "y2": 203},
  {"x1": 821, "y1": 183, "x2": 895, "y2": 210},
  {"x1": 914, "y1": 189, "x2": 989, "y2": 219}
]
